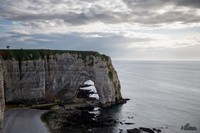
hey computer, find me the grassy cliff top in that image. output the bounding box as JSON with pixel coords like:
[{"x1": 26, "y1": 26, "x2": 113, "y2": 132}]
[{"x1": 0, "y1": 49, "x2": 109, "y2": 61}]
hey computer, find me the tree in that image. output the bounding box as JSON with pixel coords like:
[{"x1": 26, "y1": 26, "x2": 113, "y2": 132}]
[{"x1": 6, "y1": 46, "x2": 10, "y2": 49}]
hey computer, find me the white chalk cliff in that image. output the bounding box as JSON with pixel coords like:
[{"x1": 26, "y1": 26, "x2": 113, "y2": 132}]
[{"x1": 0, "y1": 50, "x2": 123, "y2": 131}]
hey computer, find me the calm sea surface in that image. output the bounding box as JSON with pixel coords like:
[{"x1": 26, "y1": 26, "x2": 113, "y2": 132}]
[{"x1": 99, "y1": 60, "x2": 200, "y2": 133}]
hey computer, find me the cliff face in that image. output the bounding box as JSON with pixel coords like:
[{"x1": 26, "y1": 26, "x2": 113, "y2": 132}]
[
  {"x1": 0, "y1": 50, "x2": 123, "y2": 133},
  {"x1": 0, "y1": 50, "x2": 122, "y2": 107},
  {"x1": 0, "y1": 60, "x2": 4, "y2": 132}
]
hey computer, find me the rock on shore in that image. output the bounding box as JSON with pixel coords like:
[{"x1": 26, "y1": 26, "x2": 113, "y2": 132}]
[{"x1": 41, "y1": 109, "x2": 117, "y2": 133}]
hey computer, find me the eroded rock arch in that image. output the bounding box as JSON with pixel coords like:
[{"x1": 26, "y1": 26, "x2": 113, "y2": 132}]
[{"x1": 0, "y1": 50, "x2": 123, "y2": 131}]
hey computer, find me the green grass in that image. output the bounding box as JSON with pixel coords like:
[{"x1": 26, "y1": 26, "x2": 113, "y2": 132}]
[
  {"x1": 108, "y1": 71, "x2": 113, "y2": 80},
  {"x1": 0, "y1": 49, "x2": 110, "y2": 61},
  {"x1": 101, "y1": 54, "x2": 109, "y2": 61}
]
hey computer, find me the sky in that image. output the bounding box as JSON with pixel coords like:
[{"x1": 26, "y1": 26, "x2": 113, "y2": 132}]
[{"x1": 0, "y1": 0, "x2": 200, "y2": 60}]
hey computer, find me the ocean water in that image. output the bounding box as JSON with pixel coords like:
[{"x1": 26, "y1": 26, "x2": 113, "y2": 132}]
[
  {"x1": 4, "y1": 60, "x2": 199, "y2": 133},
  {"x1": 100, "y1": 60, "x2": 200, "y2": 133}
]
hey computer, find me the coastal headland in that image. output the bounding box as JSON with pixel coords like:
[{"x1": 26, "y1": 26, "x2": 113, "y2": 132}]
[{"x1": 0, "y1": 49, "x2": 126, "y2": 132}]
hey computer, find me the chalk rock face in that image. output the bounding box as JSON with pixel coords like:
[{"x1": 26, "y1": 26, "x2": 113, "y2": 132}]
[
  {"x1": 3, "y1": 59, "x2": 46, "y2": 102},
  {"x1": 0, "y1": 60, "x2": 4, "y2": 132},
  {"x1": 0, "y1": 50, "x2": 122, "y2": 106}
]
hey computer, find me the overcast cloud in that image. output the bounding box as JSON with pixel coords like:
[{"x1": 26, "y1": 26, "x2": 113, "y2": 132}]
[{"x1": 0, "y1": 0, "x2": 200, "y2": 60}]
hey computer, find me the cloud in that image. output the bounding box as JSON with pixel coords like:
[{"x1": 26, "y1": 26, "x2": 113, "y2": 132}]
[
  {"x1": 1, "y1": 0, "x2": 200, "y2": 30},
  {"x1": 1, "y1": 31, "x2": 199, "y2": 60},
  {"x1": 123, "y1": 0, "x2": 200, "y2": 9},
  {"x1": 0, "y1": 0, "x2": 200, "y2": 60},
  {"x1": 173, "y1": 0, "x2": 200, "y2": 8}
]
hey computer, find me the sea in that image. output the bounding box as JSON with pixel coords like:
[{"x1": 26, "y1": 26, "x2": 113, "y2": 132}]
[
  {"x1": 97, "y1": 60, "x2": 200, "y2": 133},
  {"x1": 4, "y1": 60, "x2": 200, "y2": 133}
]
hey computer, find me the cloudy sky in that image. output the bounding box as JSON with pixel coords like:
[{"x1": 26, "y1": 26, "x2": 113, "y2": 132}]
[{"x1": 0, "y1": 0, "x2": 200, "y2": 60}]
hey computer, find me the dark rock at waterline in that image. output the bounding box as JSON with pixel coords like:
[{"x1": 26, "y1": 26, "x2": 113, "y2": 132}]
[
  {"x1": 119, "y1": 129, "x2": 123, "y2": 133},
  {"x1": 77, "y1": 105, "x2": 95, "y2": 111},
  {"x1": 43, "y1": 109, "x2": 118, "y2": 132},
  {"x1": 157, "y1": 129, "x2": 161, "y2": 133},
  {"x1": 81, "y1": 110, "x2": 96, "y2": 119},
  {"x1": 181, "y1": 123, "x2": 197, "y2": 130},
  {"x1": 128, "y1": 116, "x2": 134, "y2": 119},
  {"x1": 116, "y1": 98, "x2": 130, "y2": 105},
  {"x1": 124, "y1": 122, "x2": 134, "y2": 125},
  {"x1": 127, "y1": 128, "x2": 141, "y2": 133},
  {"x1": 99, "y1": 98, "x2": 130, "y2": 108},
  {"x1": 127, "y1": 127, "x2": 161, "y2": 133},
  {"x1": 139, "y1": 127, "x2": 155, "y2": 133},
  {"x1": 153, "y1": 128, "x2": 161, "y2": 133}
]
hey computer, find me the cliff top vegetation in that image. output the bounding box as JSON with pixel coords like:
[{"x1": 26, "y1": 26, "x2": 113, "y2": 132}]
[{"x1": 0, "y1": 49, "x2": 109, "y2": 61}]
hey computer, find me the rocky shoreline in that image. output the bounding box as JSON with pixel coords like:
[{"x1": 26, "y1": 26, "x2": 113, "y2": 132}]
[
  {"x1": 41, "y1": 101, "x2": 163, "y2": 133},
  {"x1": 40, "y1": 99, "x2": 129, "y2": 133},
  {"x1": 4, "y1": 98, "x2": 163, "y2": 133},
  {"x1": 41, "y1": 108, "x2": 118, "y2": 133}
]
